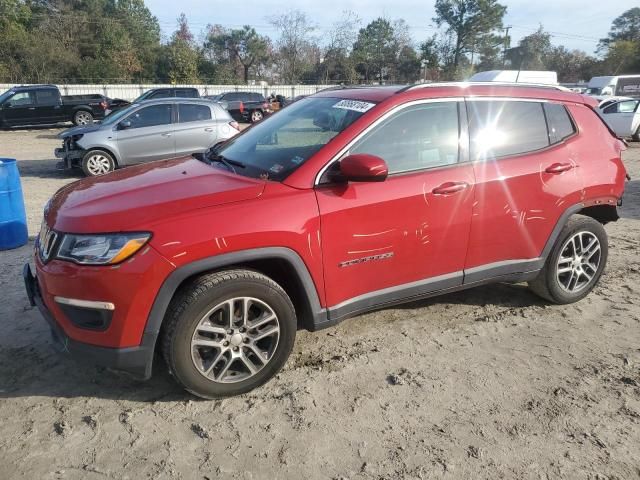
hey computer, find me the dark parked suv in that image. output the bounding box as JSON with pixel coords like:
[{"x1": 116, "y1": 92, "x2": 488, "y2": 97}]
[
  {"x1": 208, "y1": 91, "x2": 271, "y2": 123},
  {"x1": 25, "y1": 83, "x2": 628, "y2": 399}
]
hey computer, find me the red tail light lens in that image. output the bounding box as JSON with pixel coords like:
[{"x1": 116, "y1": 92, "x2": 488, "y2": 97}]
[
  {"x1": 239, "y1": 102, "x2": 244, "y2": 113},
  {"x1": 229, "y1": 121, "x2": 240, "y2": 131},
  {"x1": 100, "y1": 101, "x2": 108, "y2": 110}
]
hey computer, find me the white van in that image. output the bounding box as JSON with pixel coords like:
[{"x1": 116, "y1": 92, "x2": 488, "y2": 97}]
[
  {"x1": 468, "y1": 70, "x2": 558, "y2": 85},
  {"x1": 586, "y1": 75, "x2": 640, "y2": 98}
]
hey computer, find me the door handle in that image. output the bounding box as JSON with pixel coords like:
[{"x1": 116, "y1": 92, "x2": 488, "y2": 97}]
[
  {"x1": 204, "y1": 127, "x2": 214, "y2": 132},
  {"x1": 432, "y1": 182, "x2": 469, "y2": 195},
  {"x1": 161, "y1": 133, "x2": 172, "y2": 137},
  {"x1": 545, "y1": 163, "x2": 574, "y2": 174},
  {"x1": 28, "y1": 107, "x2": 36, "y2": 110}
]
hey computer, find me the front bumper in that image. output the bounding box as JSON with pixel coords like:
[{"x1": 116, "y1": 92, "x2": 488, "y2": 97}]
[
  {"x1": 23, "y1": 263, "x2": 155, "y2": 379},
  {"x1": 55, "y1": 141, "x2": 84, "y2": 169}
]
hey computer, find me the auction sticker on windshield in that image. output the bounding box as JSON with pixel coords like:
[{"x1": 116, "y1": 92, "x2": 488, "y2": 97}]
[{"x1": 332, "y1": 100, "x2": 376, "y2": 113}]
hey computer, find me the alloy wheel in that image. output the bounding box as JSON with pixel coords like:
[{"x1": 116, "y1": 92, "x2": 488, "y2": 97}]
[
  {"x1": 85, "y1": 154, "x2": 112, "y2": 175},
  {"x1": 75, "y1": 111, "x2": 93, "y2": 125},
  {"x1": 556, "y1": 231, "x2": 601, "y2": 293},
  {"x1": 251, "y1": 110, "x2": 263, "y2": 122},
  {"x1": 190, "y1": 297, "x2": 280, "y2": 384}
]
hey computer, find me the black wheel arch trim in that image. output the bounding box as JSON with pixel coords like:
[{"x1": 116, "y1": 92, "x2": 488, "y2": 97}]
[{"x1": 143, "y1": 247, "x2": 327, "y2": 341}]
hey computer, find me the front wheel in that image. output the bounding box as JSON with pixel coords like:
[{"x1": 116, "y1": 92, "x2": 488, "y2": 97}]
[
  {"x1": 73, "y1": 110, "x2": 94, "y2": 126},
  {"x1": 161, "y1": 269, "x2": 297, "y2": 399},
  {"x1": 529, "y1": 215, "x2": 608, "y2": 304},
  {"x1": 81, "y1": 150, "x2": 115, "y2": 176}
]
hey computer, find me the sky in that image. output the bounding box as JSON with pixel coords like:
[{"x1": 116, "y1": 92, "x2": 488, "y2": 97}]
[{"x1": 145, "y1": 0, "x2": 633, "y2": 54}]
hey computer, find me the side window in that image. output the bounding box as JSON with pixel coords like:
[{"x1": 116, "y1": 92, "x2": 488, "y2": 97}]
[
  {"x1": 35, "y1": 89, "x2": 59, "y2": 106},
  {"x1": 178, "y1": 104, "x2": 211, "y2": 123},
  {"x1": 604, "y1": 100, "x2": 639, "y2": 114},
  {"x1": 149, "y1": 90, "x2": 171, "y2": 99},
  {"x1": 349, "y1": 102, "x2": 460, "y2": 174},
  {"x1": 251, "y1": 93, "x2": 263, "y2": 102},
  {"x1": 544, "y1": 103, "x2": 576, "y2": 144},
  {"x1": 468, "y1": 100, "x2": 549, "y2": 160},
  {"x1": 224, "y1": 93, "x2": 240, "y2": 101},
  {"x1": 176, "y1": 89, "x2": 198, "y2": 98},
  {"x1": 9, "y1": 92, "x2": 34, "y2": 106},
  {"x1": 126, "y1": 104, "x2": 172, "y2": 128}
]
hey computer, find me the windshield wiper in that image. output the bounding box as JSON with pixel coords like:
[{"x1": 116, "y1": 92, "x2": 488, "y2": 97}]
[{"x1": 208, "y1": 152, "x2": 245, "y2": 173}]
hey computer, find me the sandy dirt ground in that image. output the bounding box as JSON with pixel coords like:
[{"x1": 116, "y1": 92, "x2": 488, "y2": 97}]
[{"x1": 0, "y1": 127, "x2": 639, "y2": 480}]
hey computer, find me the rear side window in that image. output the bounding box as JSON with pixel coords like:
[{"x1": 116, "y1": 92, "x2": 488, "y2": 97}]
[
  {"x1": 35, "y1": 89, "x2": 59, "y2": 106},
  {"x1": 250, "y1": 93, "x2": 264, "y2": 102},
  {"x1": 149, "y1": 90, "x2": 171, "y2": 99},
  {"x1": 468, "y1": 100, "x2": 549, "y2": 160},
  {"x1": 544, "y1": 103, "x2": 576, "y2": 144},
  {"x1": 178, "y1": 104, "x2": 211, "y2": 123},
  {"x1": 223, "y1": 93, "x2": 240, "y2": 101},
  {"x1": 176, "y1": 88, "x2": 198, "y2": 98}
]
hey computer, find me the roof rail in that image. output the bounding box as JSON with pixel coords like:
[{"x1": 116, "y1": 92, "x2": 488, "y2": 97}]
[{"x1": 401, "y1": 82, "x2": 572, "y2": 93}]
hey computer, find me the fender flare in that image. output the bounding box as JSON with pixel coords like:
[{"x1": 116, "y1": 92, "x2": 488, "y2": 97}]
[{"x1": 142, "y1": 247, "x2": 326, "y2": 341}]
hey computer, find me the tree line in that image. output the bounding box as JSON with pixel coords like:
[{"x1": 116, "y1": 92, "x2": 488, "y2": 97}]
[{"x1": 1, "y1": 0, "x2": 639, "y2": 85}]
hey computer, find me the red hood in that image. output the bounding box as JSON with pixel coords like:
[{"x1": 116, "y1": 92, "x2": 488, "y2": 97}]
[{"x1": 47, "y1": 157, "x2": 265, "y2": 233}]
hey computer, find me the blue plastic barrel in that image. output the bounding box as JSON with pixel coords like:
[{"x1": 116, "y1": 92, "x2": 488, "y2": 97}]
[{"x1": 0, "y1": 158, "x2": 28, "y2": 250}]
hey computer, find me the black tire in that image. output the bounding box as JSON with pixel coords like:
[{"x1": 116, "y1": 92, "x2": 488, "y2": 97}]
[
  {"x1": 529, "y1": 214, "x2": 608, "y2": 304},
  {"x1": 632, "y1": 126, "x2": 640, "y2": 142},
  {"x1": 250, "y1": 110, "x2": 263, "y2": 123},
  {"x1": 81, "y1": 150, "x2": 115, "y2": 177},
  {"x1": 161, "y1": 269, "x2": 297, "y2": 399},
  {"x1": 73, "y1": 109, "x2": 94, "y2": 126}
]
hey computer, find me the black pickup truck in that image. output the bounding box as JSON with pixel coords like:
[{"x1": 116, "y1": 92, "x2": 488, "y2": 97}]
[
  {"x1": 0, "y1": 85, "x2": 111, "y2": 127},
  {"x1": 206, "y1": 91, "x2": 272, "y2": 123}
]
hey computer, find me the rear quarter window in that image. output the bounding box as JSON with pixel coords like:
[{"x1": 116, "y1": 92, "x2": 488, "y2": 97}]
[
  {"x1": 178, "y1": 104, "x2": 212, "y2": 123},
  {"x1": 544, "y1": 103, "x2": 576, "y2": 144}
]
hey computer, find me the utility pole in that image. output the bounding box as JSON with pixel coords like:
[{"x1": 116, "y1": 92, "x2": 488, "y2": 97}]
[{"x1": 502, "y1": 26, "x2": 512, "y2": 67}]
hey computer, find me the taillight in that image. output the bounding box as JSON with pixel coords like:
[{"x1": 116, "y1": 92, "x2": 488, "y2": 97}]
[
  {"x1": 229, "y1": 121, "x2": 240, "y2": 131},
  {"x1": 239, "y1": 101, "x2": 244, "y2": 114},
  {"x1": 99, "y1": 100, "x2": 108, "y2": 110}
]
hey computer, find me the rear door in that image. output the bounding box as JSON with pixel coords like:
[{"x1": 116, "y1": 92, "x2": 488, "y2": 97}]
[
  {"x1": 173, "y1": 102, "x2": 218, "y2": 156},
  {"x1": 316, "y1": 99, "x2": 475, "y2": 312},
  {"x1": 602, "y1": 100, "x2": 639, "y2": 137},
  {"x1": 34, "y1": 88, "x2": 64, "y2": 123},
  {"x1": 115, "y1": 103, "x2": 175, "y2": 164},
  {"x1": 464, "y1": 99, "x2": 583, "y2": 280}
]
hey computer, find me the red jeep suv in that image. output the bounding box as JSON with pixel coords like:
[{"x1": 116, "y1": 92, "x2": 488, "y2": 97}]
[{"x1": 24, "y1": 83, "x2": 627, "y2": 398}]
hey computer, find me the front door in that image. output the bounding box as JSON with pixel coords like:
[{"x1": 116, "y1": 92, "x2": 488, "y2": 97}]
[
  {"x1": 3, "y1": 91, "x2": 36, "y2": 126},
  {"x1": 602, "y1": 100, "x2": 639, "y2": 137},
  {"x1": 315, "y1": 100, "x2": 475, "y2": 316},
  {"x1": 116, "y1": 103, "x2": 175, "y2": 164}
]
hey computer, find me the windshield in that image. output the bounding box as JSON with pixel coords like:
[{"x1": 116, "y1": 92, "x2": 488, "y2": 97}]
[
  {"x1": 101, "y1": 103, "x2": 139, "y2": 125},
  {"x1": 0, "y1": 90, "x2": 15, "y2": 104},
  {"x1": 216, "y1": 96, "x2": 374, "y2": 180},
  {"x1": 586, "y1": 87, "x2": 602, "y2": 95}
]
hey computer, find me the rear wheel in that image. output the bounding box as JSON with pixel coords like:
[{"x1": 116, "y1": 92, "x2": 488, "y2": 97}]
[
  {"x1": 73, "y1": 110, "x2": 94, "y2": 126},
  {"x1": 250, "y1": 110, "x2": 263, "y2": 123},
  {"x1": 529, "y1": 215, "x2": 608, "y2": 304},
  {"x1": 81, "y1": 150, "x2": 115, "y2": 176},
  {"x1": 162, "y1": 269, "x2": 297, "y2": 399},
  {"x1": 632, "y1": 126, "x2": 640, "y2": 142}
]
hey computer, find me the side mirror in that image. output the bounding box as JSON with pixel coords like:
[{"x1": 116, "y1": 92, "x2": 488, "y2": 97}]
[
  {"x1": 338, "y1": 154, "x2": 388, "y2": 182},
  {"x1": 119, "y1": 120, "x2": 132, "y2": 130}
]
